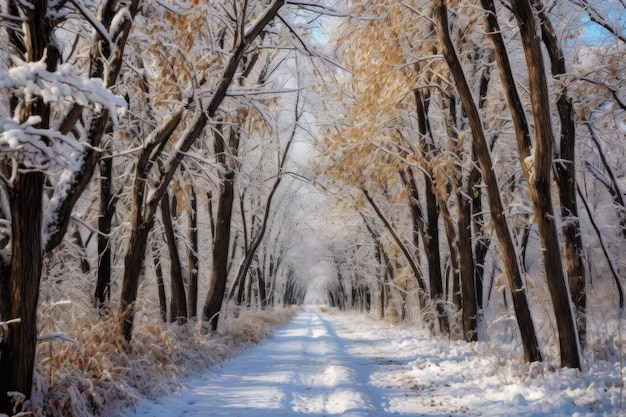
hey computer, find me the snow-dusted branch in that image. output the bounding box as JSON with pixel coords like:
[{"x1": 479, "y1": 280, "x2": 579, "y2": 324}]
[{"x1": 0, "y1": 60, "x2": 126, "y2": 124}]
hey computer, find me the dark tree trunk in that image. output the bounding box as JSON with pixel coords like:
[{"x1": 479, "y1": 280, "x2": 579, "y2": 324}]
[
  {"x1": 73, "y1": 229, "x2": 91, "y2": 274},
  {"x1": 457, "y1": 189, "x2": 477, "y2": 342},
  {"x1": 202, "y1": 127, "x2": 238, "y2": 331},
  {"x1": 474, "y1": 69, "x2": 492, "y2": 311},
  {"x1": 439, "y1": 197, "x2": 461, "y2": 309},
  {"x1": 246, "y1": 268, "x2": 253, "y2": 308},
  {"x1": 119, "y1": 112, "x2": 183, "y2": 341},
  {"x1": 399, "y1": 170, "x2": 423, "y2": 254},
  {"x1": 0, "y1": 3, "x2": 53, "y2": 410},
  {"x1": 534, "y1": 0, "x2": 586, "y2": 348},
  {"x1": 435, "y1": 0, "x2": 542, "y2": 363},
  {"x1": 161, "y1": 191, "x2": 187, "y2": 324},
  {"x1": 120, "y1": 218, "x2": 155, "y2": 341},
  {"x1": 0, "y1": 172, "x2": 44, "y2": 414},
  {"x1": 470, "y1": 152, "x2": 490, "y2": 310},
  {"x1": 508, "y1": 0, "x2": 581, "y2": 369},
  {"x1": 254, "y1": 267, "x2": 264, "y2": 308},
  {"x1": 95, "y1": 152, "x2": 115, "y2": 308},
  {"x1": 151, "y1": 239, "x2": 168, "y2": 322},
  {"x1": 414, "y1": 89, "x2": 448, "y2": 334},
  {"x1": 188, "y1": 185, "x2": 199, "y2": 319}
]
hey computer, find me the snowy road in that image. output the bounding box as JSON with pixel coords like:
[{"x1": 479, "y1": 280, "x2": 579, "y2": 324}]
[
  {"x1": 124, "y1": 309, "x2": 395, "y2": 416},
  {"x1": 124, "y1": 308, "x2": 622, "y2": 416}
]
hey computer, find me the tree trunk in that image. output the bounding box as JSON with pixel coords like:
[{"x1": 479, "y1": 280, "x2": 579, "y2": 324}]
[
  {"x1": 73, "y1": 229, "x2": 91, "y2": 274},
  {"x1": 534, "y1": 0, "x2": 586, "y2": 348},
  {"x1": 362, "y1": 188, "x2": 427, "y2": 293},
  {"x1": 0, "y1": 172, "x2": 44, "y2": 414},
  {"x1": 0, "y1": 3, "x2": 53, "y2": 409},
  {"x1": 399, "y1": 170, "x2": 423, "y2": 254},
  {"x1": 508, "y1": 0, "x2": 581, "y2": 369},
  {"x1": 202, "y1": 127, "x2": 238, "y2": 331},
  {"x1": 161, "y1": 191, "x2": 187, "y2": 324},
  {"x1": 457, "y1": 188, "x2": 477, "y2": 342},
  {"x1": 257, "y1": 266, "x2": 267, "y2": 308},
  {"x1": 120, "y1": 217, "x2": 155, "y2": 341},
  {"x1": 470, "y1": 151, "x2": 490, "y2": 310},
  {"x1": 188, "y1": 185, "x2": 199, "y2": 319},
  {"x1": 95, "y1": 151, "x2": 115, "y2": 308},
  {"x1": 435, "y1": 0, "x2": 542, "y2": 363},
  {"x1": 414, "y1": 89, "x2": 449, "y2": 334},
  {"x1": 151, "y1": 239, "x2": 168, "y2": 322},
  {"x1": 439, "y1": 196, "x2": 461, "y2": 309}
]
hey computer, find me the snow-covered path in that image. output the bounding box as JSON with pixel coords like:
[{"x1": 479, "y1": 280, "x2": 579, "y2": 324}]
[
  {"x1": 123, "y1": 308, "x2": 622, "y2": 416},
  {"x1": 124, "y1": 309, "x2": 389, "y2": 416}
]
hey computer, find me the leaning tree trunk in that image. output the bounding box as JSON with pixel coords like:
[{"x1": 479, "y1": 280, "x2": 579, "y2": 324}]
[
  {"x1": 161, "y1": 191, "x2": 187, "y2": 324},
  {"x1": 119, "y1": 112, "x2": 184, "y2": 341},
  {"x1": 503, "y1": 0, "x2": 581, "y2": 368},
  {"x1": 534, "y1": 0, "x2": 586, "y2": 348},
  {"x1": 362, "y1": 188, "x2": 428, "y2": 294},
  {"x1": 435, "y1": 0, "x2": 542, "y2": 363}
]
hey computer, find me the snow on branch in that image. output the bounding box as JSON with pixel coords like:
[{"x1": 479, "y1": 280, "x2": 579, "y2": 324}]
[
  {"x1": 0, "y1": 57, "x2": 126, "y2": 175},
  {"x1": 68, "y1": 0, "x2": 112, "y2": 45},
  {"x1": 0, "y1": 116, "x2": 84, "y2": 173},
  {"x1": 0, "y1": 58, "x2": 126, "y2": 124}
]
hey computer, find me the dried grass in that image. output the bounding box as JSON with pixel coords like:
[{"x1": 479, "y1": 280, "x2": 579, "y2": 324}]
[{"x1": 14, "y1": 305, "x2": 298, "y2": 417}]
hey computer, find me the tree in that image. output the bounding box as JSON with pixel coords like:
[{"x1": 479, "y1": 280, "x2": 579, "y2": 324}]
[
  {"x1": 434, "y1": 0, "x2": 542, "y2": 362},
  {"x1": 0, "y1": 0, "x2": 129, "y2": 411},
  {"x1": 119, "y1": 0, "x2": 288, "y2": 340},
  {"x1": 507, "y1": 0, "x2": 581, "y2": 369}
]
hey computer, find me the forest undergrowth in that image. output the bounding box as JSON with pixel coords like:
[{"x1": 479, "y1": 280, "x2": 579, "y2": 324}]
[{"x1": 9, "y1": 305, "x2": 298, "y2": 417}]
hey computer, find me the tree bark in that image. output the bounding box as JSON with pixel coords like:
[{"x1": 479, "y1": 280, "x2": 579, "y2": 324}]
[
  {"x1": 414, "y1": 89, "x2": 449, "y2": 334},
  {"x1": 439, "y1": 194, "x2": 461, "y2": 308},
  {"x1": 95, "y1": 150, "x2": 115, "y2": 308},
  {"x1": 202, "y1": 126, "x2": 239, "y2": 331},
  {"x1": 0, "y1": 172, "x2": 44, "y2": 414},
  {"x1": 533, "y1": 1, "x2": 586, "y2": 347},
  {"x1": 435, "y1": 0, "x2": 542, "y2": 363},
  {"x1": 0, "y1": 2, "x2": 52, "y2": 411},
  {"x1": 120, "y1": 217, "x2": 155, "y2": 340},
  {"x1": 119, "y1": 111, "x2": 184, "y2": 341},
  {"x1": 508, "y1": 0, "x2": 581, "y2": 369},
  {"x1": 188, "y1": 185, "x2": 199, "y2": 319},
  {"x1": 161, "y1": 191, "x2": 187, "y2": 324},
  {"x1": 151, "y1": 239, "x2": 168, "y2": 322},
  {"x1": 457, "y1": 188, "x2": 478, "y2": 342}
]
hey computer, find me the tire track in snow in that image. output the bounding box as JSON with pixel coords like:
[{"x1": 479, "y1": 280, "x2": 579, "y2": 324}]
[{"x1": 123, "y1": 308, "x2": 409, "y2": 416}]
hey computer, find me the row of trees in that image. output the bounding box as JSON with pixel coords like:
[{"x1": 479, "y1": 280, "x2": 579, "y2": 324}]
[
  {"x1": 315, "y1": 0, "x2": 626, "y2": 370},
  {"x1": 0, "y1": 0, "x2": 322, "y2": 413}
]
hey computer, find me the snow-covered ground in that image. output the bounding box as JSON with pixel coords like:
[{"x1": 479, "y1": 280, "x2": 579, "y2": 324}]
[{"x1": 123, "y1": 308, "x2": 623, "y2": 416}]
